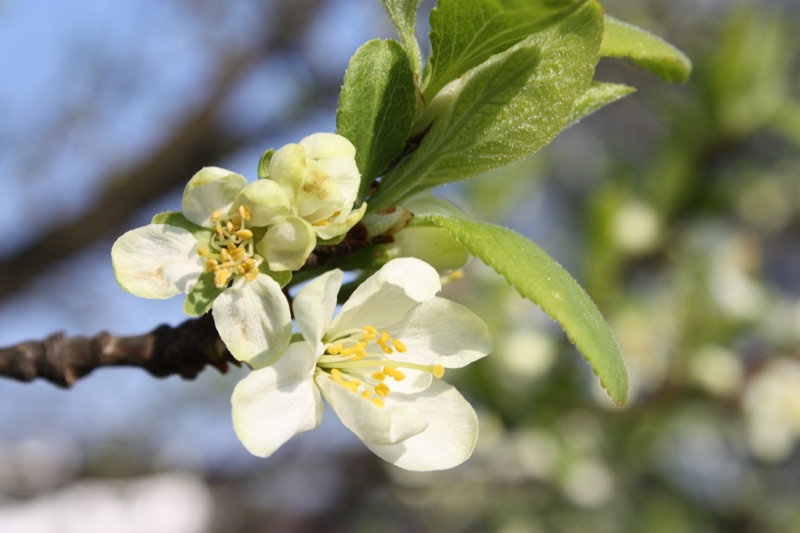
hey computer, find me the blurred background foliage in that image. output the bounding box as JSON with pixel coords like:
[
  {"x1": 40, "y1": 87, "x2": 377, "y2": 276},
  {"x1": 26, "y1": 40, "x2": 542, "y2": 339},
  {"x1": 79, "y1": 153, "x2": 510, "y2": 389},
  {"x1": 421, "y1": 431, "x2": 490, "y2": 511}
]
[{"x1": 1, "y1": 0, "x2": 800, "y2": 532}]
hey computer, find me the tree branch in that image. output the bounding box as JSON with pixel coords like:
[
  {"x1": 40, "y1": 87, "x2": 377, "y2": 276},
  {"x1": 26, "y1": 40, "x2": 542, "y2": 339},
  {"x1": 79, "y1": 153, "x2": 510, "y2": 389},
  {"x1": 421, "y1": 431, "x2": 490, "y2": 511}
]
[{"x1": 0, "y1": 314, "x2": 235, "y2": 388}]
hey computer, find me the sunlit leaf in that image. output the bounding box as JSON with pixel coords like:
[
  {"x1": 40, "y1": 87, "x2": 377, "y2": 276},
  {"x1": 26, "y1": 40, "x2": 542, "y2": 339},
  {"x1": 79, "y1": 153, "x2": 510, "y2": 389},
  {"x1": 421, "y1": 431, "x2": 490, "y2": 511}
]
[
  {"x1": 371, "y1": 2, "x2": 603, "y2": 210},
  {"x1": 419, "y1": 213, "x2": 629, "y2": 406},
  {"x1": 337, "y1": 39, "x2": 417, "y2": 203},
  {"x1": 379, "y1": 0, "x2": 423, "y2": 73},
  {"x1": 566, "y1": 81, "x2": 636, "y2": 126},
  {"x1": 422, "y1": 0, "x2": 587, "y2": 101},
  {"x1": 601, "y1": 15, "x2": 692, "y2": 84}
]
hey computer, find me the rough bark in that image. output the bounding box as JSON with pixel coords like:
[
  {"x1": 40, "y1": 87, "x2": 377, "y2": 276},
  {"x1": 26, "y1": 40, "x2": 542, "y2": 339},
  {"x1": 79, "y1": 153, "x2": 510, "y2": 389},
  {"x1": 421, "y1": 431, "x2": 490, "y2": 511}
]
[{"x1": 0, "y1": 314, "x2": 235, "y2": 388}]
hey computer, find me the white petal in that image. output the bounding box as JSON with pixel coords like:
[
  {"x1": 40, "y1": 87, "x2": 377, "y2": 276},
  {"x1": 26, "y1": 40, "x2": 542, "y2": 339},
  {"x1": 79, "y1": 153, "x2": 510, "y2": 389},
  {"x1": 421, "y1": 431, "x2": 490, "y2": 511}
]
[
  {"x1": 317, "y1": 156, "x2": 360, "y2": 213},
  {"x1": 269, "y1": 143, "x2": 306, "y2": 202},
  {"x1": 234, "y1": 179, "x2": 291, "y2": 227},
  {"x1": 182, "y1": 167, "x2": 248, "y2": 227},
  {"x1": 111, "y1": 224, "x2": 204, "y2": 299},
  {"x1": 314, "y1": 202, "x2": 366, "y2": 241},
  {"x1": 232, "y1": 342, "x2": 323, "y2": 457},
  {"x1": 315, "y1": 373, "x2": 428, "y2": 445},
  {"x1": 295, "y1": 160, "x2": 344, "y2": 223},
  {"x1": 300, "y1": 133, "x2": 356, "y2": 159},
  {"x1": 329, "y1": 258, "x2": 441, "y2": 333},
  {"x1": 257, "y1": 216, "x2": 317, "y2": 272},
  {"x1": 390, "y1": 297, "x2": 493, "y2": 368},
  {"x1": 293, "y1": 269, "x2": 344, "y2": 345},
  {"x1": 364, "y1": 379, "x2": 478, "y2": 471},
  {"x1": 212, "y1": 276, "x2": 291, "y2": 368}
]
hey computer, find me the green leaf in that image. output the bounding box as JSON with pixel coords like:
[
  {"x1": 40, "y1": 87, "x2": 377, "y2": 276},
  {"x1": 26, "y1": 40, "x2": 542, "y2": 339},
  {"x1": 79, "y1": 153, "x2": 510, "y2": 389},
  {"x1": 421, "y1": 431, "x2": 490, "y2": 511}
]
[
  {"x1": 379, "y1": 0, "x2": 423, "y2": 74},
  {"x1": 183, "y1": 272, "x2": 226, "y2": 316},
  {"x1": 420, "y1": 213, "x2": 629, "y2": 406},
  {"x1": 258, "y1": 148, "x2": 275, "y2": 180},
  {"x1": 566, "y1": 81, "x2": 636, "y2": 126},
  {"x1": 601, "y1": 15, "x2": 692, "y2": 84},
  {"x1": 337, "y1": 39, "x2": 417, "y2": 203},
  {"x1": 422, "y1": 0, "x2": 587, "y2": 101},
  {"x1": 152, "y1": 211, "x2": 212, "y2": 245},
  {"x1": 371, "y1": 2, "x2": 603, "y2": 210}
]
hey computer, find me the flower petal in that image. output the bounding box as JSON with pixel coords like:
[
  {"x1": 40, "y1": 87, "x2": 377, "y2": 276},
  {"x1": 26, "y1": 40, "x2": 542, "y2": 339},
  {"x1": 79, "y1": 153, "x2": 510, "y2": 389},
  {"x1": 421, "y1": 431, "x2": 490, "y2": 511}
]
[
  {"x1": 234, "y1": 179, "x2": 291, "y2": 227},
  {"x1": 364, "y1": 379, "x2": 478, "y2": 471},
  {"x1": 315, "y1": 373, "x2": 428, "y2": 445},
  {"x1": 269, "y1": 143, "x2": 306, "y2": 202},
  {"x1": 329, "y1": 258, "x2": 441, "y2": 333},
  {"x1": 111, "y1": 224, "x2": 204, "y2": 299},
  {"x1": 390, "y1": 297, "x2": 493, "y2": 368},
  {"x1": 212, "y1": 275, "x2": 291, "y2": 368},
  {"x1": 182, "y1": 167, "x2": 248, "y2": 227},
  {"x1": 300, "y1": 133, "x2": 356, "y2": 160},
  {"x1": 293, "y1": 269, "x2": 344, "y2": 346},
  {"x1": 295, "y1": 160, "x2": 344, "y2": 223},
  {"x1": 317, "y1": 156, "x2": 360, "y2": 213},
  {"x1": 257, "y1": 216, "x2": 317, "y2": 272},
  {"x1": 314, "y1": 202, "x2": 367, "y2": 241},
  {"x1": 232, "y1": 342, "x2": 323, "y2": 457}
]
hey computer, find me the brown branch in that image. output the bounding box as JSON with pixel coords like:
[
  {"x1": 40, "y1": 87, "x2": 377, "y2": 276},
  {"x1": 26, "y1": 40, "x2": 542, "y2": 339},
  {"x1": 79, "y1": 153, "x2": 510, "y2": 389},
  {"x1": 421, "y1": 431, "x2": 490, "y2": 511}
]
[
  {"x1": 0, "y1": 0, "x2": 328, "y2": 301},
  {"x1": 0, "y1": 314, "x2": 236, "y2": 388}
]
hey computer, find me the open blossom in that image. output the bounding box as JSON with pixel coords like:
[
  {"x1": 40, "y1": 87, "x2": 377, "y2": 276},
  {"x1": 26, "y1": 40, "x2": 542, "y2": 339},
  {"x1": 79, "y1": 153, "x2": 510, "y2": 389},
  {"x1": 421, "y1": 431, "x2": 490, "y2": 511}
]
[
  {"x1": 111, "y1": 166, "x2": 293, "y2": 367},
  {"x1": 231, "y1": 258, "x2": 493, "y2": 471}
]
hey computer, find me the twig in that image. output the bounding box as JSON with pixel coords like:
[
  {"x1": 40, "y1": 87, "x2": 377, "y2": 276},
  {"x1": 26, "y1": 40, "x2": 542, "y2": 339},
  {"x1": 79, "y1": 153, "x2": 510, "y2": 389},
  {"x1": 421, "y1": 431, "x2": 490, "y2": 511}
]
[{"x1": 0, "y1": 314, "x2": 235, "y2": 388}]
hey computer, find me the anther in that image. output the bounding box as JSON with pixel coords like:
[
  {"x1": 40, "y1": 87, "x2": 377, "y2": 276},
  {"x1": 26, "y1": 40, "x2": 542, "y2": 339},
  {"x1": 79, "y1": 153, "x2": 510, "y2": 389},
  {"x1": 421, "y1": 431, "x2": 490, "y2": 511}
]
[
  {"x1": 226, "y1": 221, "x2": 234, "y2": 232},
  {"x1": 392, "y1": 339, "x2": 407, "y2": 353},
  {"x1": 211, "y1": 210, "x2": 223, "y2": 223},
  {"x1": 312, "y1": 219, "x2": 329, "y2": 227},
  {"x1": 381, "y1": 345, "x2": 394, "y2": 355},
  {"x1": 221, "y1": 249, "x2": 231, "y2": 261},
  {"x1": 373, "y1": 371, "x2": 386, "y2": 381},
  {"x1": 235, "y1": 229, "x2": 253, "y2": 240},
  {"x1": 245, "y1": 269, "x2": 259, "y2": 281},
  {"x1": 433, "y1": 364, "x2": 445, "y2": 378},
  {"x1": 378, "y1": 331, "x2": 391, "y2": 345},
  {"x1": 330, "y1": 368, "x2": 342, "y2": 383},
  {"x1": 375, "y1": 383, "x2": 390, "y2": 397},
  {"x1": 214, "y1": 268, "x2": 231, "y2": 288},
  {"x1": 205, "y1": 259, "x2": 219, "y2": 272},
  {"x1": 197, "y1": 245, "x2": 210, "y2": 257},
  {"x1": 371, "y1": 398, "x2": 385, "y2": 408}
]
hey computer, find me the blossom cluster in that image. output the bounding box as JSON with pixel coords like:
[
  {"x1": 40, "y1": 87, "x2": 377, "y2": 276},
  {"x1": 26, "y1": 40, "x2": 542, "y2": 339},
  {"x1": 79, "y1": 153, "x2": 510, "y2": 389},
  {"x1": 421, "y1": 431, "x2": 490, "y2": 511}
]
[{"x1": 111, "y1": 133, "x2": 491, "y2": 471}]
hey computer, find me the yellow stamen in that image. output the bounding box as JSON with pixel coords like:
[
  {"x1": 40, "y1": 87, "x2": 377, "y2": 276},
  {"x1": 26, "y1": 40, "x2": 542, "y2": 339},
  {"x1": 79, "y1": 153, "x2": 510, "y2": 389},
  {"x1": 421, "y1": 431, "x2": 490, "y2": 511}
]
[
  {"x1": 364, "y1": 326, "x2": 377, "y2": 335},
  {"x1": 433, "y1": 364, "x2": 445, "y2": 378},
  {"x1": 378, "y1": 331, "x2": 391, "y2": 345},
  {"x1": 371, "y1": 398, "x2": 385, "y2": 408},
  {"x1": 381, "y1": 345, "x2": 394, "y2": 355},
  {"x1": 214, "y1": 268, "x2": 231, "y2": 288},
  {"x1": 231, "y1": 247, "x2": 247, "y2": 260},
  {"x1": 312, "y1": 219, "x2": 329, "y2": 227},
  {"x1": 211, "y1": 210, "x2": 223, "y2": 223},
  {"x1": 245, "y1": 269, "x2": 259, "y2": 281},
  {"x1": 393, "y1": 371, "x2": 406, "y2": 382},
  {"x1": 235, "y1": 229, "x2": 253, "y2": 240},
  {"x1": 220, "y1": 249, "x2": 231, "y2": 261},
  {"x1": 239, "y1": 205, "x2": 251, "y2": 221},
  {"x1": 197, "y1": 245, "x2": 210, "y2": 257},
  {"x1": 331, "y1": 211, "x2": 341, "y2": 218},
  {"x1": 374, "y1": 383, "x2": 390, "y2": 397},
  {"x1": 392, "y1": 339, "x2": 406, "y2": 353},
  {"x1": 330, "y1": 368, "x2": 342, "y2": 383},
  {"x1": 361, "y1": 391, "x2": 372, "y2": 399},
  {"x1": 373, "y1": 371, "x2": 386, "y2": 381},
  {"x1": 205, "y1": 259, "x2": 218, "y2": 272}
]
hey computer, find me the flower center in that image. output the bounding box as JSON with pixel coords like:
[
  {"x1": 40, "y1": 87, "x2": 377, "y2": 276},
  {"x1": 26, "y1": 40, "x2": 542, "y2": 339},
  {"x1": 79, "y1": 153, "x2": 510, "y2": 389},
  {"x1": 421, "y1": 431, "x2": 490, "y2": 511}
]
[
  {"x1": 197, "y1": 205, "x2": 262, "y2": 288},
  {"x1": 316, "y1": 325, "x2": 444, "y2": 408}
]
